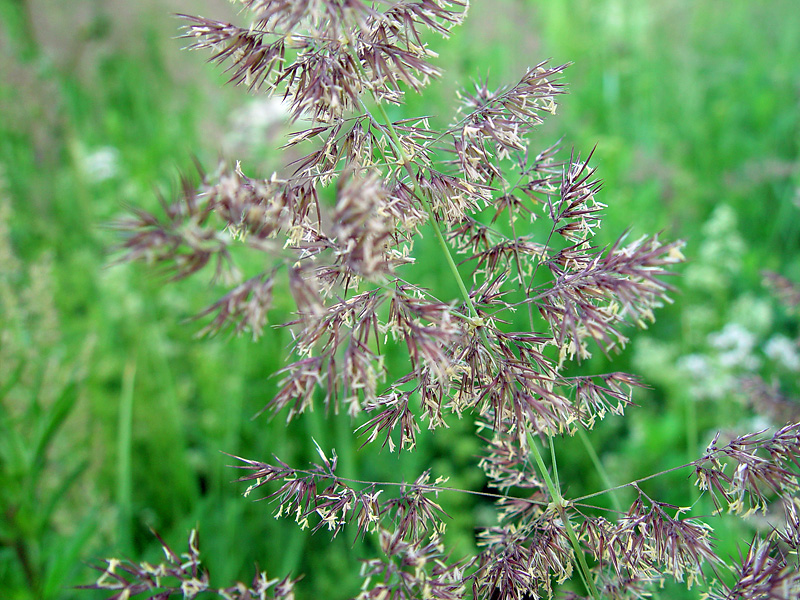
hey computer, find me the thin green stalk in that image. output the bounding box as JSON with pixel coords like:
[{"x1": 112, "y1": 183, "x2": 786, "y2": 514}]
[
  {"x1": 117, "y1": 359, "x2": 136, "y2": 553},
  {"x1": 681, "y1": 311, "x2": 700, "y2": 505},
  {"x1": 335, "y1": 408, "x2": 356, "y2": 481},
  {"x1": 304, "y1": 407, "x2": 328, "y2": 454},
  {"x1": 548, "y1": 436, "x2": 561, "y2": 492},
  {"x1": 685, "y1": 390, "x2": 699, "y2": 503},
  {"x1": 575, "y1": 427, "x2": 622, "y2": 513},
  {"x1": 345, "y1": 41, "x2": 481, "y2": 323},
  {"x1": 370, "y1": 101, "x2": 480, "y2": 319},
  {"x1": 527, "y1": 433, "x2": 601, "y2": 600}
]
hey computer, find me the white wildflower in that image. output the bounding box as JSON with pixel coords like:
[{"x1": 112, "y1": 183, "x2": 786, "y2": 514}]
[
  {"x1": 677, "y1": 354, "x2": 711, "y2": 379},
  {"x1": 764, "y1": 334, "x2": 800, "y2": 371},
  {"x1": 80, "y1": 146, "x2": 120, "y2": 183},
  {"x1": 708, "y1": 323, "x2": 760, "y2": 370}
]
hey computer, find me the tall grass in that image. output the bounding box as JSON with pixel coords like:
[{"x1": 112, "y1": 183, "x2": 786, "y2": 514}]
[{"x1": 0, "y1": 1, "x2": 799, "y2": 598}]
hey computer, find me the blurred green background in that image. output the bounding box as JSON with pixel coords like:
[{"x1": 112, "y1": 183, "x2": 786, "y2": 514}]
[{"x1": 1, "y1": 0, "x2": 798, "y2": 598}]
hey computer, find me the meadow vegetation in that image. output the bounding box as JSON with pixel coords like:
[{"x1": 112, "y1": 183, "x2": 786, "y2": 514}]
[{"x1": 0, "y1": 1, "x2": 799, "y2": 599}]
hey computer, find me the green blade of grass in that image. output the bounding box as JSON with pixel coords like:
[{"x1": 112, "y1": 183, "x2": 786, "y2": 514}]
[
  {"x1": 32, "y1": 381, "x2": 78, "y2": 470},
  {"x1": 40, "y1": 512, "x2": 98, "y2": 600},
  {"x1": 37, "y1": 459, "x2": 89, "y2": 538},
  {"x1": 117, "y1": 358, "x2": 136, "y2": 553}
]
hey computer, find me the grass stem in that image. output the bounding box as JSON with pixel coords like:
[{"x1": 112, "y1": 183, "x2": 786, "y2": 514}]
[
  {"x1": 117, "y1": 358, "x2": 136, "y2": 553},
  {"x1": 527, "y1": 432, "x2": 601, "y2": 600},
  {"x1": 575, "y1": 427, "x2": 622, "y2": 513}
]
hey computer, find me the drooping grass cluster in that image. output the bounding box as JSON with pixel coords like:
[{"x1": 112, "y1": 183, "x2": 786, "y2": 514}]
[{"x1": 81, "y1": 1, "x2": 800, "y2": 599}]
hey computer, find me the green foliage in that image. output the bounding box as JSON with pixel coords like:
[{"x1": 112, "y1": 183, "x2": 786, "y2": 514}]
[
  {"x1": 1, "y1": 0, "x2": 799, "y2": 598},
  {"x1": 0, "y1": 189, "x2": 94, "y2": 599}
]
